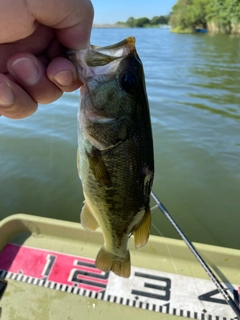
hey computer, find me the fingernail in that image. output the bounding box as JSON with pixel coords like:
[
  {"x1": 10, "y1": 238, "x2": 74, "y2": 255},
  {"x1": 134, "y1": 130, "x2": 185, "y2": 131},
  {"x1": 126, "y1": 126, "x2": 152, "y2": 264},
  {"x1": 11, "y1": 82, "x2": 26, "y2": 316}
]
[
  {"x1": 11, "y1": 58, "x2": 40, "y2": 85},
  {"x1": 0, "y1": 83, "x2": 14, "y2": 107},
  {"x1": 53, "y1": 70, "x2": 75, "y2": 86}
]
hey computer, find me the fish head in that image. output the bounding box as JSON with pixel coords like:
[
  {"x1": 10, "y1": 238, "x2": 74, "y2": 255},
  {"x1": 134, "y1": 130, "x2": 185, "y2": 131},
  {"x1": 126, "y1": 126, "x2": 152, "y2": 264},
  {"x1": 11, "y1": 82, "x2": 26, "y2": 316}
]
[{"x1": 69, "y1": 37, "x2": 147, "y2": 150}]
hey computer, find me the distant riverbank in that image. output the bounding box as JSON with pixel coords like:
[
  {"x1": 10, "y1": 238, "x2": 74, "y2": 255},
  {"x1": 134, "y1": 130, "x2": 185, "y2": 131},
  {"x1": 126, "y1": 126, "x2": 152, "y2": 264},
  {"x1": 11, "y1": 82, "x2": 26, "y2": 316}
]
[
  {"x1": 93, "y1": 24, "x2": 171, "y2": 29},
  {"x1": 93, "y1": 15, "x2": 170, "y2": 29},
  {"x1": 93, "y1": 24, "x2": 127, "y2": 28}
]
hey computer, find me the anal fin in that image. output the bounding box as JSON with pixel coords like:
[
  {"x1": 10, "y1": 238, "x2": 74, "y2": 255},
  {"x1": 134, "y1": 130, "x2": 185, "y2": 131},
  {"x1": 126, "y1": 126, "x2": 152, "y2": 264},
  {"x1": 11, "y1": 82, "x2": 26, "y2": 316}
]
[
  {"x1": 95, "y1": 247, "x2": 131, "y2": 278},
  {"x1": 133, "y1": 207, "x2": 151, "y2": 249},
  {"x1": 80, "y1": 202, "x2": 99, "y2": 231}
]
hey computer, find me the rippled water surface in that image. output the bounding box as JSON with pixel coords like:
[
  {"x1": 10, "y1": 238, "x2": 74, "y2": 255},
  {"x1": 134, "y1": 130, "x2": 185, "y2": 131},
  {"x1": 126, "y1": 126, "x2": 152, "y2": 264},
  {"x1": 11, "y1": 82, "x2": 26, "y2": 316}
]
[{"x1": 1, "y1": 29, "x2": 239, "y2": 249}]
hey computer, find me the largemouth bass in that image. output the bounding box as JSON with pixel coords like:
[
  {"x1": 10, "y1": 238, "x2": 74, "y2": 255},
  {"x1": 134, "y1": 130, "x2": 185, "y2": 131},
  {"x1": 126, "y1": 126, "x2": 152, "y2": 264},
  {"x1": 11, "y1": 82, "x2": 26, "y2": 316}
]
[{"x1": 69, "y1": 37, "x2": 154, "y2": 278}]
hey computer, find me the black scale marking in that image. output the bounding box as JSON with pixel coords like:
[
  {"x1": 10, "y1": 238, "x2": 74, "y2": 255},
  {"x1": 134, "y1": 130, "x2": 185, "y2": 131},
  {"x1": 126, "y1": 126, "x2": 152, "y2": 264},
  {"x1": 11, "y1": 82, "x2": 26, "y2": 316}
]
[{"x1": 0, "y1": 270, "x2": 232, "y2": 320}]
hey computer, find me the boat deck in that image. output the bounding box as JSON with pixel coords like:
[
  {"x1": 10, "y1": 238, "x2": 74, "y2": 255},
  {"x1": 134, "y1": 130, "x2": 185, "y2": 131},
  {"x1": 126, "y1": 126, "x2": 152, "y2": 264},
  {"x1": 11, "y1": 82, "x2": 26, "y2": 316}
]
[{"x1": 0, "y1": 214, "x2": 239, "y2": 320}]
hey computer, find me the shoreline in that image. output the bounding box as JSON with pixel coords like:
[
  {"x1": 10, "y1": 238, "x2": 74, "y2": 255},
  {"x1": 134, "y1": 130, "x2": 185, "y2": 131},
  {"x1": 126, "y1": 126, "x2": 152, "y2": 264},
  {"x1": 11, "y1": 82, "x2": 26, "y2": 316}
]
[
  {"x1": 92, "y1": 24, "x2": 171, "y2": 29},
  {"x1": 92, "y1": 24, "x2": 127, "y2": 28}
]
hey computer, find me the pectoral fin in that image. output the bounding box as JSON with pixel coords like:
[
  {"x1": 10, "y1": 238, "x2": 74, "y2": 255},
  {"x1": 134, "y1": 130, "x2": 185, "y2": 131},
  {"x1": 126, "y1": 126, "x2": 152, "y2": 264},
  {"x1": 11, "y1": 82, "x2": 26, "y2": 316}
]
[
  {"x1": 133, "y1": 207, "x2": 151, "y2": 248},
  {"x1": 80, "y1": 202, "x2": 99, "y2": 231},
  {"x1": 86, "y1": 147, "x2": 111, "y2": 187}
]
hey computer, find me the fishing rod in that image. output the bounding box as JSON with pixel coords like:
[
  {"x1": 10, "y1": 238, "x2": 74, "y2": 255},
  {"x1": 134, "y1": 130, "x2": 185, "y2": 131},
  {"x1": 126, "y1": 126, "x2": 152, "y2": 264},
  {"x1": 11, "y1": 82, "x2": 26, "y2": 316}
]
[{"x1": 151, "y1": 191, "x2": 240, "y2": 319}]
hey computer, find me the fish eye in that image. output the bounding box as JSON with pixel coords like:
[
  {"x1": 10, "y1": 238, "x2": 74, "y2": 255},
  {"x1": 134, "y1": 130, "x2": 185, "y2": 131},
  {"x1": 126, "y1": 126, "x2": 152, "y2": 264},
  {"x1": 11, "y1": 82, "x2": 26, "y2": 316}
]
[{"x1": 120, "y1": 73, "x2": 137, "y2": 94}]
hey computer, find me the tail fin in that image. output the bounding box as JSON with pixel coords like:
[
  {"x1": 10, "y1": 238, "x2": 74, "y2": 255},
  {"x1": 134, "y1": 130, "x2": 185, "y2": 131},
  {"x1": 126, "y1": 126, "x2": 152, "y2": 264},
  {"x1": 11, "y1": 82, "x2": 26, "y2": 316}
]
[{"x1": 95, "y1": 247, "x2": 131, "y2": 278}]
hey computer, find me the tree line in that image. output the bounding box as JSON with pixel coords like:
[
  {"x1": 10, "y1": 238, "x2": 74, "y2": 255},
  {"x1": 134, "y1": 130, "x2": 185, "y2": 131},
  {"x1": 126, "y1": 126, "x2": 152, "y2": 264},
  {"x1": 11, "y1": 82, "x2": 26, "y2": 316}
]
[
  {"x1": 117, "y1": 15, "x2": 170, "y2": 28},
  {"x1": 169, "y1": 0, "x2": 240, "y2": 33}
]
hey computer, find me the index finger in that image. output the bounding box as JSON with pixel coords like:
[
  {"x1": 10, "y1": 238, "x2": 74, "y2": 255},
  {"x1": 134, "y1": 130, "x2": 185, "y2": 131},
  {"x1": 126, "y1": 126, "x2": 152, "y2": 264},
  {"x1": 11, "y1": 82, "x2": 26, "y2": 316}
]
[{"x1": 27, "y1": 0, "x2": 94, "y2": 49}]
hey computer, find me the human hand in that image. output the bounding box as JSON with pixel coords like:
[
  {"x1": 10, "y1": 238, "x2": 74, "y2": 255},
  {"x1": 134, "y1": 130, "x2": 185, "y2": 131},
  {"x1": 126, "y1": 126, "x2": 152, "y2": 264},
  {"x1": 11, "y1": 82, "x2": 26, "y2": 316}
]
[{"x1": 0, "y1": 0, "x2": 93, "y2": 119}]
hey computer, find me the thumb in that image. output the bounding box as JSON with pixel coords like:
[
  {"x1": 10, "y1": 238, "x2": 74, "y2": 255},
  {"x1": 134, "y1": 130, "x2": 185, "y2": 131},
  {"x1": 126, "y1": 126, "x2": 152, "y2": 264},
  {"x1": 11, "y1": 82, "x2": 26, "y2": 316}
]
[{"x1": 27, "y1": 0, "x2": 94, "y2": 49}]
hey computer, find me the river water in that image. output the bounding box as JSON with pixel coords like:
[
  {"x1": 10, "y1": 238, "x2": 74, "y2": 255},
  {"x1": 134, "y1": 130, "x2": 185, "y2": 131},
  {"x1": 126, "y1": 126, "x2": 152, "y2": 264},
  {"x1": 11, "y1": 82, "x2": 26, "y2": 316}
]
[{"x1": 0, "y1": 28, "x2": 239, "y2": 249}]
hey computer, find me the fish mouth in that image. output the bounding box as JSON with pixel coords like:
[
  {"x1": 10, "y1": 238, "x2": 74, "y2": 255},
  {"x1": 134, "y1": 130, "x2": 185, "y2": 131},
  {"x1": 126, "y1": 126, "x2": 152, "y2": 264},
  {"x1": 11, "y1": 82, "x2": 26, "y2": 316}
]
[
  {"x1": 88, "y1": 37, "x2": 136, "y2": 66},
  {"x1": 69, "y1": 37, "x2": 137, "y2": 82}
]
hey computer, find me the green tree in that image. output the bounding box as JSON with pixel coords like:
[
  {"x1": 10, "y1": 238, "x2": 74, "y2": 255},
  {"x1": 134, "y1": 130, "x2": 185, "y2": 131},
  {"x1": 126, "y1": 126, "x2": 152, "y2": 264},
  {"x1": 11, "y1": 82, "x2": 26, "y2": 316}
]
[
  {"x1": 134, "y1": 17, "x2": 150, "y2": 27},
  {"x1": 126, "y1": 17, "x2": 135, "y2": 27},
  {"x1": 169, "y1": 0, "x2": 240, "y2": 33},
  {"x1": 169, "y1": 0, "x2": 195, "y2": 30},
  {"x1": 150, "y1": 15, "x2": 168, "y2": 25},
  {"x1": 189, "y1": 0, "x2": 209, "y2": 28},
  {"x1": 215, "y1": 0, "x2": 240, "y2": 32}
]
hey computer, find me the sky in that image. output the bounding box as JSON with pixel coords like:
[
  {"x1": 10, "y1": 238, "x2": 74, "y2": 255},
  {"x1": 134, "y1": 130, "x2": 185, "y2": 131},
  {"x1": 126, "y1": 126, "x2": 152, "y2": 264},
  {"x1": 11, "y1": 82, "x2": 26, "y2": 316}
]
[{"x1": 91, "y1": 0, "x2": 177, "y2": 24}]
